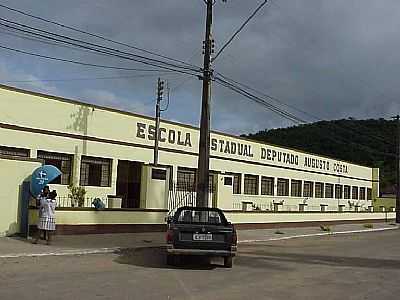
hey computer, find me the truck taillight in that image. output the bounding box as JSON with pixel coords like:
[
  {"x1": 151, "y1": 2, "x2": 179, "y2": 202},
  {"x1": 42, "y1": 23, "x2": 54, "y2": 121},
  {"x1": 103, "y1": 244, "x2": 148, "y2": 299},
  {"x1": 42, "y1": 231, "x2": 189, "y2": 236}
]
[
  {"x1": 232, "y1": 229, "x2": 237, "y2": 245},
  {"x1": 166, "y1": 229, "x2": 173, "y2": 243}
]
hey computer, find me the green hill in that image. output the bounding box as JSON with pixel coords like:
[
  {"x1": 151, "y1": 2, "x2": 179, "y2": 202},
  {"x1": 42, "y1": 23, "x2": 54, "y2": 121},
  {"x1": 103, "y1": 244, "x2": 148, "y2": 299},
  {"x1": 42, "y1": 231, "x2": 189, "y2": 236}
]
[{"x1": 242, "y1": 118, "x2": 397, "y2": 193}]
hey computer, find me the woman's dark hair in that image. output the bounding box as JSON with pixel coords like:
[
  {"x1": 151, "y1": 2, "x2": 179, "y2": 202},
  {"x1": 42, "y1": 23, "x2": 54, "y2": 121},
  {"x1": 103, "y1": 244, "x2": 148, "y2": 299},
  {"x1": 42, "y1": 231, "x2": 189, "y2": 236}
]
[{"x1": 49, "y1": 190, "x2": 57, "y2": 199}]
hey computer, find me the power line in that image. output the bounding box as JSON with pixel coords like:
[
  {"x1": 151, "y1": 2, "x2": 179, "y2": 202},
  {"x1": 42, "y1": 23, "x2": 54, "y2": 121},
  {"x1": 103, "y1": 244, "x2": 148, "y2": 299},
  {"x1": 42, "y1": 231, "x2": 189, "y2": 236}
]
[
  {"x1": 0, "y1": 44, "x2": 173, "y2": 72},
  {"x1": 0, "y1": 27, "x2": 95, "y2": 53},
  {"x1": 0, "y1": 74, "x2": 171, "y2": 83},
  {"x1": 214, "y1": 76, "x2": 307, "y2": 124},
  {"x1": 212, "y1": 0, "x2": 268, "y2": 62},
  {"x1": 0, "y1": 3, "x2": 199, "y2": 70},
  {"x1": 0, "y1": 17, "x2": 200, "y2": 71},
  {"x1": 216, "y1": 72, "x2": 394, "y2": 146},
  {"x1": 216, "y1": 72, "x2": 314, "y2": 121},
  {"x1": 215, "y1": 74, "x2": 396, "y2": 157},
  {"x1": 0, "y1": 18, "x2": 202, "y2": 76}
]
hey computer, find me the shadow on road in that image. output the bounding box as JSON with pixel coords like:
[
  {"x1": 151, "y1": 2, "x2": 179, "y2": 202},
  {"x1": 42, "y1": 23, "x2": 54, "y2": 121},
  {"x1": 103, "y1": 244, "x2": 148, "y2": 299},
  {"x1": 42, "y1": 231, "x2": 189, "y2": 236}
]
[
  {"x1": 114, "y1": 246, "x2": 221, "y2": 270},
  {"x1": 239, "y1": 249, "x2": 400, "y2": 270},
  {"x1": 114, "y1": 246, "x2": 292, "y2": 271}
]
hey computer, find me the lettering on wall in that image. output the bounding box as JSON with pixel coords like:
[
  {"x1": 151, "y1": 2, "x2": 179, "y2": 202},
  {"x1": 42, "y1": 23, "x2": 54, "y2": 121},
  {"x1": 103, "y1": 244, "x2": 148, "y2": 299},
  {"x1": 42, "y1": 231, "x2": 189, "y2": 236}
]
[
  {"x1": 136, "y1": 122, "x2": 192, "y2": 147},
  {"x1": 210, "y1": 138, "x2": 254, "y2": 158},
  {"x1": 304, "y1": 157, "x2": 330, "y2": 171},
  {"x1": 135, "y1": 122, "x2": 351, "y2": 175},
  {"x1": 303, "y1": 156, "x2": 349, "y2": 174},
  {"x1": 260, "y1": 147, "x2": 299, "y2": 166}
]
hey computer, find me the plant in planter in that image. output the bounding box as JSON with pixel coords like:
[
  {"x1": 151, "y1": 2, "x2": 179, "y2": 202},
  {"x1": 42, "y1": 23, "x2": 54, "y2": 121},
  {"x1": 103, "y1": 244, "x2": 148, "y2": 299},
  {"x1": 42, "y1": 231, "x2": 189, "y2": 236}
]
[{"x1": 67, "y1": 184, "x2": 87, "y2": 207}]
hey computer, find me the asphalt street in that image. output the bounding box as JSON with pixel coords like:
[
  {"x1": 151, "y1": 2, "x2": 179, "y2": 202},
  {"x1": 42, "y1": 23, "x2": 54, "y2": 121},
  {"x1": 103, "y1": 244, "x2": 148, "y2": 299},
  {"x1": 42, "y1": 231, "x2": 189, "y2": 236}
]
[{"x1": 1, "y1": 229, "x2": 399, "y2": 300}]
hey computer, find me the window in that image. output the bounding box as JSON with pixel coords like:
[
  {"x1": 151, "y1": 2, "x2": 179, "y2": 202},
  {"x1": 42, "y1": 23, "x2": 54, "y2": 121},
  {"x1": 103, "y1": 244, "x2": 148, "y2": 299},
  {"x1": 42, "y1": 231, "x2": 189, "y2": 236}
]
[
  {"x1": 176, "y1": 209, "x2": 225, "y2": 225},
  {"x1": 37, "y1": 151, "x2": 73, "y2": 185},
  {"x1": 277, "y1": 178, "x2": 289, "y2": 196},
  {"x1": 80, "y1": 156, "x2": 111, "y2": 187},
  {"x1": 0, "y1": 145, "x2": 29, "y2": 158},
  {"x1": 303, "y1": 181, "x2": 314, "y2": 198},
  {"x1": 344, "y1": 185, "x2": 351, "y2": 199},
  {"x1": 152, "y1": 168, "x2": 166, "y2": 180},
  {"x1": 244, "y1": 174, "x2": 259, "y2": 195},
  {"x1": 261, "y1": 177, "x2": 274, "y2": 196},
  {"x1": 367, "y1": 188, "x2": 372, "y2": 200},
  {"x1": 208, "y1": 173, "x2": 216, "y2": 193},
  {"x1": 291, "y1": 180, "x2": 302, "y2": 197},
  {"x1": 352, "y1": 186, "x2": 358, "y2": 200},
  {"x1": 177, "y1": 168, "x2": 196, "y2": 191},
  {"x1": 335, "y1": 184, "x2": 343, "y2": 199},
  {"x1": 359, "y1": 187, "x2": 366, "y2": 200},
  {"x1": 325, "y1": 183, "x2": 334, "y2": 198},
  {"x1": 224, "y1": 177, "x2": 233, "y2": 186},
  {"x1": 226, "y1": 173, "x2": 241, "y2": 194},
  {"x1": 315, "y1": 182, "x2": 324, "y2": 198}
]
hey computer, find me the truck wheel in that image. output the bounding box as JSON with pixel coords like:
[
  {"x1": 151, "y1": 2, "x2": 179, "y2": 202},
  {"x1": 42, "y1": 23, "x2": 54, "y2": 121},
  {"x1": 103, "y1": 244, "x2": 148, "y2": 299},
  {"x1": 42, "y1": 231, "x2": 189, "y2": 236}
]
[
  {"x1": 224, "y1": 256, "x2": 233, "y2": 268},
  {"x1": 166, "y1": 254, "x2": 175, "y2": 266}
]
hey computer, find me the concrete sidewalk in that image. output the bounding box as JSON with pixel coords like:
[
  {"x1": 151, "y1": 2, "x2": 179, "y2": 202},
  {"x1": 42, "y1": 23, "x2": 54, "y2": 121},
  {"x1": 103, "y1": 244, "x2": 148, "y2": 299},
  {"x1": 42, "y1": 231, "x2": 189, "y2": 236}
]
[
  {"x1": 237, "y1": 222, "x2": 398, "y2": 242},
  {"x1": 0, "y1": 222, "x2": 397, "y2": 258}
]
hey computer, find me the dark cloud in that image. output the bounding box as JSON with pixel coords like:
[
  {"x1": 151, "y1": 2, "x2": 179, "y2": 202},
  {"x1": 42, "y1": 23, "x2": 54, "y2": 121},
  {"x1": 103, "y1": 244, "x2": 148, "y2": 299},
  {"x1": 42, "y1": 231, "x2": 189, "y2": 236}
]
[{"x1": 0, "y1": 0, "x2": 399, "y2": 135}]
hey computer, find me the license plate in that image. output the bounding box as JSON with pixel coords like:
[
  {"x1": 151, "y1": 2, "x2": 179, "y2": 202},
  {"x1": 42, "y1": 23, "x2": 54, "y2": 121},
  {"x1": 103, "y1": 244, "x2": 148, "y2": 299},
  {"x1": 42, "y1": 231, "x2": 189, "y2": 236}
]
[{"x1": 193, "y1": 233, "x2": 213, "y2": 241}]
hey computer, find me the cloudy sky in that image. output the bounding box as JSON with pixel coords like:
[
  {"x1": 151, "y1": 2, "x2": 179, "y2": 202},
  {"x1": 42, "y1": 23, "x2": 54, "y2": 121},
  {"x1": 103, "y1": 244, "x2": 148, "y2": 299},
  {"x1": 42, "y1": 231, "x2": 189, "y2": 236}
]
[{"x1": 0, "y1": 0, "x2": 399, "y2": 135}]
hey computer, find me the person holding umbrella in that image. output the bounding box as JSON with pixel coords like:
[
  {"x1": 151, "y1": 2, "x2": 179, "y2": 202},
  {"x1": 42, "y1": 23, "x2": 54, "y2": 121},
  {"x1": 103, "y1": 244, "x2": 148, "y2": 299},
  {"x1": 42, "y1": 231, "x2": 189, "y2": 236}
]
[
  {"x1": 35, "y1": 185, "x2": 50, "y2": 241},
  {"x1": 30, "y1": 165, "x2": 61, "y2": 243},
  {"x1": 33, "y1": 190, "x2": 57, "y2": 245}
]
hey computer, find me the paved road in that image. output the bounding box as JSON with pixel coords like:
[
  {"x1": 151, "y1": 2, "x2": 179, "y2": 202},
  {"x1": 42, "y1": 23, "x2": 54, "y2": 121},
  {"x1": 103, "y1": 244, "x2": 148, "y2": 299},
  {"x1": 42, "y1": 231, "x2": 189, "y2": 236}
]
[{"x1": 1, "y1": 230, "x2": 399, "y2": 300}]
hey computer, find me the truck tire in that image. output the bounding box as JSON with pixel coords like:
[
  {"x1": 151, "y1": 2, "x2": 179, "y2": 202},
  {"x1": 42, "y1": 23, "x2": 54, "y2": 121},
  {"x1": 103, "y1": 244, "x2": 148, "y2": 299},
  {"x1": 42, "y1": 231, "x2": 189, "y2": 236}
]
[
  {"x1": 224, "y1": 256, "x2": 233, "y2": 268},
  {"x1": 166, "y1": 254, "x2": 175, "y2": 266}
]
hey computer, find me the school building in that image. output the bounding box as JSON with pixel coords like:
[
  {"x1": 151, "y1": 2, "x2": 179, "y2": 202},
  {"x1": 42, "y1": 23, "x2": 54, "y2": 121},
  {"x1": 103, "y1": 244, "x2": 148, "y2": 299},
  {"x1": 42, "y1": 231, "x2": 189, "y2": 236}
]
[{"x1": 0, "y1": 84, "x2": 391, "y2": 236}]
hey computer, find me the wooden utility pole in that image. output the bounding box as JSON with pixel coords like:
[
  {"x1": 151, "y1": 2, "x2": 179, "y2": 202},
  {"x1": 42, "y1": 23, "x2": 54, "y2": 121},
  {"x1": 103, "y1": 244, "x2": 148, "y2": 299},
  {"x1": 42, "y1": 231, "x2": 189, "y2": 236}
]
[
  {"x1": 196, "y1": 0, "x2": 214, "y2": 207},
  {"x1": 395, "y1": 115, "x2": 400, "y2": 223},
  {"x1": 154, "y1": 78, "x2": 164, "y2": 166}
]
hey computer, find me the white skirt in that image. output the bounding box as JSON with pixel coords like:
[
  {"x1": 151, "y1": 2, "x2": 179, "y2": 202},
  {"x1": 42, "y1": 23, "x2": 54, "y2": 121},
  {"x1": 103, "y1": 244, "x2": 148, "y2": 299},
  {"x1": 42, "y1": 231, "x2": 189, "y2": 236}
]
[{"x1": 38, "y1": 217, "x2": 56, "y2": 231}]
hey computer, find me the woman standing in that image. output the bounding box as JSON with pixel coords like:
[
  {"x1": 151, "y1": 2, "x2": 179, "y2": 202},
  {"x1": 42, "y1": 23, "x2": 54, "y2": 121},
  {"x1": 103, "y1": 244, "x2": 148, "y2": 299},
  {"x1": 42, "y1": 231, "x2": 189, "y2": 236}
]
[
  {"x1": 33, "y1": 190, "x2": 57, "y2": 245},
  {"x1": 33, "y1": 186, "x2": 49, "y2": 242}
]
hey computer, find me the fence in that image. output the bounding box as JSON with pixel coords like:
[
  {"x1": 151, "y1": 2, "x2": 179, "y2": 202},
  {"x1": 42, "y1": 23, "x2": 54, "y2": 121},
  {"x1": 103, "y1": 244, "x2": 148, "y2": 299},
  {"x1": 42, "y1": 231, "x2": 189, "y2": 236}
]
[
  {"x1": 56, "y1": 196, "x2": 109, "y2": 208},
  {"x1": 167, "y1": 180, "x2": 215, "y2": 212},
  {"x1": 232, "y1": 201, "x2": 374, "y2": 213}
]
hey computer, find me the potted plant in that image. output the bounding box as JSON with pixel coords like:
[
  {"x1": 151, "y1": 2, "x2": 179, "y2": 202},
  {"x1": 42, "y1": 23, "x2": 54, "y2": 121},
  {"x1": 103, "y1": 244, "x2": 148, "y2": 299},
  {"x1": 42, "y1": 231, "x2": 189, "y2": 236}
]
[{"x1": 67, "y1": 184, "x2": 87, "y2": 207}]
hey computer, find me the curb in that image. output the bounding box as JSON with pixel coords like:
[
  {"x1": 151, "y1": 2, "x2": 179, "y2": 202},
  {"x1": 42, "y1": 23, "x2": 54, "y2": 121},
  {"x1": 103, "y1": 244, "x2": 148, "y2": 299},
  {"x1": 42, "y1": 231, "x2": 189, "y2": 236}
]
[
  {"x1": 1, "y1": 226, "x2": 398, "y2": 259},
  {"x1": 0, "y1": 247, "x2": 120, "y2": 259},
  {"x1": 239, "y1": 226, "x2": 399, "y2": 243}
]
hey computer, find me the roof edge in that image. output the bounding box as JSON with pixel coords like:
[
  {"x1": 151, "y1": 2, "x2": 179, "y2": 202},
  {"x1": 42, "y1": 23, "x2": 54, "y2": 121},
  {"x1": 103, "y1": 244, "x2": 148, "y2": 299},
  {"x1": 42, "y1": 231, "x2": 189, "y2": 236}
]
[{"x1": 0, "y1": 83, "x2": 372, "y2": 169}]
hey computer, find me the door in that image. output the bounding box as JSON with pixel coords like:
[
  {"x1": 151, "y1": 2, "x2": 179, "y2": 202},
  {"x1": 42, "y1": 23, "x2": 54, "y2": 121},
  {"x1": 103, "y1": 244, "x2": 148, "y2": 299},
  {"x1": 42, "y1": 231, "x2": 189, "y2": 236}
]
[{"x1": 116, "y1": 160, "x2": 142, "y2": 208}]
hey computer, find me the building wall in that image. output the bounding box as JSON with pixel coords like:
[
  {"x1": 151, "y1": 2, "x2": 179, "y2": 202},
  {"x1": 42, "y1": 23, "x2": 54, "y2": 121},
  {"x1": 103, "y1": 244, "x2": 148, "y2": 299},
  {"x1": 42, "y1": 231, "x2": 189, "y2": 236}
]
[
  {"x1": 28, "y1": 208, "x2": 395, "y2": 227},
  {"x1": 0, "y1": 157, "x2": 41, "y2": 236},
  {"x1": 224, "y1": 211, "x2": 395, "y2": 224},
  {"x1": 29, "y1": 209, "x2": 167, "y2": 225},
  {"x1": 373, "y1": 197, "x2": 396, "y2": 211},
  {"x1": 0, "y1": 85, "x2": 377, "y2": 212}
]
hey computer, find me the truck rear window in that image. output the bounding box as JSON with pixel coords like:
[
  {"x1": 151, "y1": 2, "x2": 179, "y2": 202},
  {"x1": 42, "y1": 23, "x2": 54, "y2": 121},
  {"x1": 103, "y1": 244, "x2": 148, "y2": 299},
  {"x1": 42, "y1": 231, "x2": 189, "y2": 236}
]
[{"x1": 176, "y1": 209, "x2": 225, "y2": 225}]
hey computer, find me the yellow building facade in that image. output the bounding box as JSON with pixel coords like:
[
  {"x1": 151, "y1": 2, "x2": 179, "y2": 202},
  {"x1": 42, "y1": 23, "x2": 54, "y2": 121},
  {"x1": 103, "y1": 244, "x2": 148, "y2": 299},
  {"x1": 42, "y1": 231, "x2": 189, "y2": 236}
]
[
  {"x1": 0, "y1": 84, "x2": 383, "y2": 234},
  {"x1": 0, "y1": 84, "x2": 378, "y2": 209}
]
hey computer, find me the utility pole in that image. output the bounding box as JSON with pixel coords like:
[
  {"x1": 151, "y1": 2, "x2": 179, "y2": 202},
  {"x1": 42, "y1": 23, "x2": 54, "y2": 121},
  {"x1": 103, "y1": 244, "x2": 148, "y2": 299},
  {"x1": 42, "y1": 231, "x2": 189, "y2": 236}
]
[
  {"x1": 394, "y1": 115, "x2": 400, "y2": 223},
  {"x1": 196, "y1": 0, "x2": 217, "y2": 207},
  {"x1": 154, "y1": 77, "x2": 164, "y2": 166}
]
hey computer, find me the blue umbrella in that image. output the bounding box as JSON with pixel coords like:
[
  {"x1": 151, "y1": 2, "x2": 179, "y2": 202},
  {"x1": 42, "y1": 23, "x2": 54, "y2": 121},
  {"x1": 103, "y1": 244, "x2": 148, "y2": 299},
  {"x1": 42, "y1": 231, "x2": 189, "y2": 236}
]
[{"x1": 30, "y1": 165, "x2": 62, "y2": 197}]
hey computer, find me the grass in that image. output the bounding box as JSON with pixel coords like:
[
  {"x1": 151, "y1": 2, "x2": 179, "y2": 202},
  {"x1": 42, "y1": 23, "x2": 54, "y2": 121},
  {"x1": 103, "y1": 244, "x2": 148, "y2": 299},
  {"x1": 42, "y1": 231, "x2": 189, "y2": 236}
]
[
  {"x1": 319, "y1": 225, "x2": 331, "y2": 232},
  {"x1": 363, "y1": 223, "x2": 373, "y2": 229}
]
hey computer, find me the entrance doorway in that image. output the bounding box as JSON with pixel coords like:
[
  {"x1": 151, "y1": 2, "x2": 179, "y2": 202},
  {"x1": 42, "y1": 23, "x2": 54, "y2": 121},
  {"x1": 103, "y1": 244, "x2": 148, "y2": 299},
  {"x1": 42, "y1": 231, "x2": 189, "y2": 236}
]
[{"x1": 116, "y1": 160, "x2": 142, "y2": 208}]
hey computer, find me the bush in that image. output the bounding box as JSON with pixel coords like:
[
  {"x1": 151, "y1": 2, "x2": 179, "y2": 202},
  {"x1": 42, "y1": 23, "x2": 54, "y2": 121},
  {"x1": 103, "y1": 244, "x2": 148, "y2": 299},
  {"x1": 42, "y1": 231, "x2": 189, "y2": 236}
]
[
  {"x1": 68, "y1": 184, "x2": 87, "y2": 207},
  {"x1": 320, "y1": 225, "x2": 331, "y2": 232}
]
